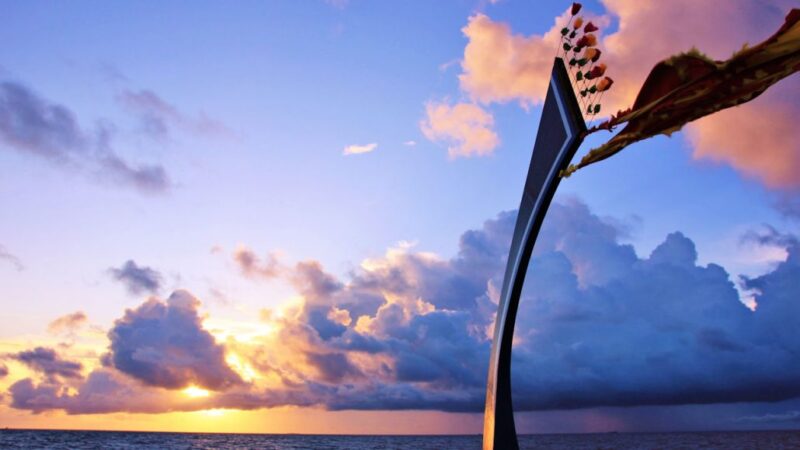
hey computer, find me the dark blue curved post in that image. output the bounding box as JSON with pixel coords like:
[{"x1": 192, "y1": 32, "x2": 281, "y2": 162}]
[{"x1": 483, "y1": 58, "x2": 586, "y2": 450}]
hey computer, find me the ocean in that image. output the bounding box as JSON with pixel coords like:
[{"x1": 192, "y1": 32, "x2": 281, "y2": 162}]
[{"x1": 1, "y1": 429, "x2": 799, "y2": 449}]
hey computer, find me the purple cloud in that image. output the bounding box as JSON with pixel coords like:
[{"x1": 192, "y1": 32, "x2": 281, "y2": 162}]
[
  {"x1": 13, "y1": 347, "x2": 83, "y2": 380},
  {"x1": 0, "y1": 81, "x2": 170, "y2": 194},
  {"x1": 8, "y1": 200, "x2": 800, "y2": 417},
  {"x1": 0, "y1": 244, "x2": 23, "y2": 271},
  {"x1": 117, "y1": 89, "x2": 230, "y2": 141},
  {"x1": 103, "y1": 290, "x2": 242, "y2": 390},
  {"x1": 109, "y1": 260, "x2": 163, "y2": 296}
]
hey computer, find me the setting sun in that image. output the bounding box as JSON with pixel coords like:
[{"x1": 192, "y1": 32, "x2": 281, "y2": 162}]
[{"x1": 183, "y1": 386, "x2": 211, "y2": 398}]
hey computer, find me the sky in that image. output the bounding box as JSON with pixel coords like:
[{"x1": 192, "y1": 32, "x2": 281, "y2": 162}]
[{"x1": 0, "y1": 0, "x2": 799, "y2": 435}]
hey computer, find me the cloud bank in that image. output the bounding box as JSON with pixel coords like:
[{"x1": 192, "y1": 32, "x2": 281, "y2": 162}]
[{"x1": 7, "y1": 200, "x2": 800, "y2": 415}]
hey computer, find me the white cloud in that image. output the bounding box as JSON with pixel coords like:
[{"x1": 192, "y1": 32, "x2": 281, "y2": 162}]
[
  {"x1": 343, "y1": 142, "x2": 378, "y2": 156},
  {"x1": 420, "y1": 101, "x2": 499, "y2": 158}
]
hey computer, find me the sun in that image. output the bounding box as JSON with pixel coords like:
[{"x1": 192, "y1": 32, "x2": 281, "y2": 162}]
[{"x1": 183, "y1": 385, "x2": 211, "y2": 398}]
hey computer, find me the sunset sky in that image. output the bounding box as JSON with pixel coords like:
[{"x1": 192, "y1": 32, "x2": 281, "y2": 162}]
[{"x1": 1, "y1": 0, "x2": 799, "y2": 435}]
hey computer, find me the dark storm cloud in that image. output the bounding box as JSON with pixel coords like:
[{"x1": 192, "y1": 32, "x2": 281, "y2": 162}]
[
  {"x1": 104, "y1": 290, "x2": 242, "y2": 390},
  {"x1": 0, "y1": 81, "x2": 170, "y2": 193},
  {"x1": 305, "y1": 352, "x2": 362, "y2": 383},
  {"x1": 13, "y1": 347, "x2": 83, "y2": 380},
  {"x1": 261, "y1": 199, "x2": 800, "y2": 412},
  {"x1": 109, "y1": 260, "x2": 163, "y2": 295}
]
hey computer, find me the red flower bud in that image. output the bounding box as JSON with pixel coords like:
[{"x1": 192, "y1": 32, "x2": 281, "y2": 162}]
[
  {"x1": 596, "y1": 77, "x2": 614, "y2": 91},
  {"x1": 575, "y1": 34, "x2": 596, "y2": 48},
  {"x1": 584, "y1": 22, "x2": 599, "y2": 33},
  {"x1": 589, "y1": 63, "x2": 607, "y2": 79},
  {"x1": 571, "y1": 3, "x2": 582, "y2": 15}
]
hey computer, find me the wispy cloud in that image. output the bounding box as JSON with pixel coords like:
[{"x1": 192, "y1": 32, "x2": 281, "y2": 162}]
[
  {"x1": 0, "y1": 81, "x2": 170, "y2": 194},
  {"x1": 0, "y1": 245, "x2": 23, "y2": 271},
  {"x1": 232, "y1": 246, "x2": 281, "y2": 279},
  {"x1": 109, "y1": 260, "x2": 163, "y2": 296},
  {"x1": 47, "y1": 311, "x2": 88, "y2": 335},
  {"x1": 343, "y1": 142, "x2": 378, "y2": 156},
  {"x1": 117, "y1": 89, "x2": 231, "y2": 141}
]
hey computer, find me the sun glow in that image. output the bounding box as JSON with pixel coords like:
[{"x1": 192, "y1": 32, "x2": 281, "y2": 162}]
[
  {"x1": 225, "y1": 353, "x2": 259, "y2": 382},
  {"x1": 183, "y1": 386, "x2": 211, "y2": 398}
]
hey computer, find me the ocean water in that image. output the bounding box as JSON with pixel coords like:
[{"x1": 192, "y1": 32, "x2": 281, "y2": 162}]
[{"x1": 1, "y1": 429, "x2": 799, "y2": 449}]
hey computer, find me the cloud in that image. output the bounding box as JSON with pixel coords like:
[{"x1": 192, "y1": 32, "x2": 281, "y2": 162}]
[
  {"x1": 116, "y1": 89, "x2": 230, "y2": 141},
  {"x1": 0, "y1": 81, "x2": 171, "y2": 193},
  {"x1": 420, "y1": 101, "x2": 499, "y2": 158},
  {"x1": 103, "y1": 290, "x2": 242, "y2": 390},
  {"x1": 47, "y1": 311, "x2": 88, "y2": 335},
  {"x1": 453, "y1": 1, "x2": 800, "y2": 187},
  {"x1": 403, "y1": 140, "x2": 417, "y2": 146},
  {"x1": 233, "y1": 246, "x2": 281, "y2": 279},
  {"x1": 343, "y1": 142, "x2": 378, "y2": 156},
  {"x1": 12, "y1": 347, "x2": 83, "y2": 380},
  {"x1": 733, "y1": 410, "x2": 800, "y2": 424},
  {"x1": 775, "y1": 193, "x2": 800, "y2": 221},
  {"x1": 0, "y1": 244, "x2": 23, "y2": 271},
  {"x1": 8, "y1": 200, "x2": 800, "y2": 415},
  {"x1": 0, "y1": 363, "x2": 8, "y2": 378},
  {"x1": 109, "y1": 260, "x2": 163, "y2": 295}
]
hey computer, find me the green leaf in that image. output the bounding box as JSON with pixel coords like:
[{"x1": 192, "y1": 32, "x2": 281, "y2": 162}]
[
  {"x1": 578, "y1": 58, "x2": 588, "y2": 66},
  {"x1": 561, "y1": 27, "x2": 569, "y2": 35},
  {"x1": 593, "y1": 104, "x2": 601, "y2": 113},
  {"x1": 576, "y1": 72, "x2": 583, "y2": 81},
  {"x1": 563, "y1": 43, "x2": 572, "y2": 51},
  {"x1": 589, "y1": 86, "x2": 597, "y2": 93}
]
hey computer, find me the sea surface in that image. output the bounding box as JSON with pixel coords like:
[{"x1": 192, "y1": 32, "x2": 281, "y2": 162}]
[{"x1": 1, "y1": 429, "x2": 799, "y2": 449}]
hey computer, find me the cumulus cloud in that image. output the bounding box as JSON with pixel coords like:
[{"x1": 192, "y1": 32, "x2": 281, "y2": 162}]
[
  {"x1": 109, "y1": 260, "x2": 163, "y2": 295},
  {"x1": 343, "y1": 142, "x2": 378, "y2": 156},
  {"x1": 0, "y1": 244, "x2": 23, "y2": 271},
  {"x1": 420, "y1": 101, "x2": 499, "y2": 158},
  {"x1": 104, "y1": 290, "x2": 242, "y2": 390},
  {"x1": 8, "y1": 200, "x2": 800, "y2": 415},
  {"x1": 117, "y1": 89, "x2": 230, "y2": 141},
  {"x1": 0, "y1": 81, "x2": 170, "y2": 193},
  {"x1": 47, "y1": 311, "x2": 88, "y2": 335},
  {"x1": 12, "y1": 347, "x2": 83, "y2": 380},
  {"x1": 453, "y1": 1, "x2": 800, "y2": 186}
]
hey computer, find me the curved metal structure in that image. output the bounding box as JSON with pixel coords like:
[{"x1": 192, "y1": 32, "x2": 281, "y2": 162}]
[{"x1": 483, "y1": 58, "x2": 586, "y2": 450}]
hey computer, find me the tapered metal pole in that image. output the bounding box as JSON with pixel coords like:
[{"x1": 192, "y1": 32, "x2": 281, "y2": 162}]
[{"x1": 483, "y1": 58, "x2": 586, "y2": 450}]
